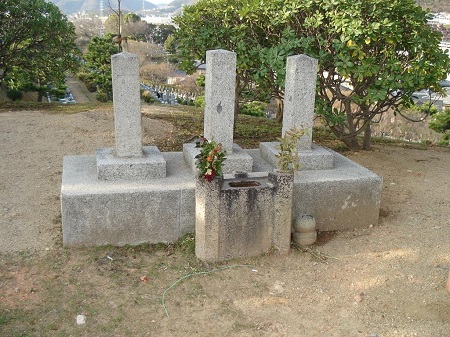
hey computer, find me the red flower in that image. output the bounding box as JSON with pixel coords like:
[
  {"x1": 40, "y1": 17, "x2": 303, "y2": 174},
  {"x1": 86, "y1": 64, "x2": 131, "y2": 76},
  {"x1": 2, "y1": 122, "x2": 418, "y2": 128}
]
[{"x1": 204, "y1": 171, "x2": 216, "y2": 182}]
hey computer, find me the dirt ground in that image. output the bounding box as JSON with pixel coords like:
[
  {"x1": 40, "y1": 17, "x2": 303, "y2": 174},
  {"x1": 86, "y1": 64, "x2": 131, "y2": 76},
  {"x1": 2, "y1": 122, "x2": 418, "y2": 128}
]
[{"x1": 0, "y1": 108, "x2": 449, "y2": 336}]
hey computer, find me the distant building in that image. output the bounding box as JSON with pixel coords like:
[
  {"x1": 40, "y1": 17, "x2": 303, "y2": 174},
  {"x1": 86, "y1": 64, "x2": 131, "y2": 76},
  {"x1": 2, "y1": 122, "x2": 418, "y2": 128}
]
[
  {"x1": 141, "y1": 15, "x2": 173, "y2": 25},
  {"x1": 167, "y1": 70, "x2": 188, "y2": 85},
  {"x1": 193, "y1": 61, "x2": 206, "y2": 75}
]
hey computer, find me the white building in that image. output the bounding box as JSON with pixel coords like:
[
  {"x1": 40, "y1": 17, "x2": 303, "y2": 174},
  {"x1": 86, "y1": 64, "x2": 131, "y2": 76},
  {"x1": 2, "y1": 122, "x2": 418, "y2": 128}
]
[{"x1": 141, "y1": 15, "x2": 172, "y2": 25}]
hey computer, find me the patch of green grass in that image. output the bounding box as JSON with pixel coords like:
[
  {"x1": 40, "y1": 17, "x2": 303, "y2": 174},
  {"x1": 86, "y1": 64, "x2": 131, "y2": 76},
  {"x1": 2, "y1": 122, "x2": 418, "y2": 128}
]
[
  {"x1": 235, "y1": 115, "x2": 281, "y2": 148},
  {"x1": 0, "y1": 311, "x2": 13, "y2": 326},
  {"x1": 144, "y1": 106, "x2": 204, "y2": 151},
  {"x1": 0, "y1": 308, "x2": 42, "y2": 337},
  {"x1": 175, "y1": 233, "x2": 196, "y2": 257},
  {"x1": 371, "y1": 135, "x2": 433, "y2": 149},
  {"x1": 0, "y1": 100, "x2": 110, "y2": 114}
]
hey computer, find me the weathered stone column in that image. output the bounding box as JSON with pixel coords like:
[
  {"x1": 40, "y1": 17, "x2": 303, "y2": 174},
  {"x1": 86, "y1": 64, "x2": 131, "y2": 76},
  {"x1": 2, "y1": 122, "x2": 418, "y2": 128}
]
[
  {"x1": 112, "y1": 52, "x2": 143, "y2": 157},
  {"x1": 203, "y1": 49, "x2": 236, "y2": 153},
  {"x1": 96, "y1": 52, "x2": 166, "y2": 180},
  {"x1": 183, "y1": 49, "x2": 253, "y2": 174},
  {"x1": 195, "y1": 177, "x2": 222, "y2": 261},
  {"x1": 269, "y1": 172, "x2": 294, "y2": 254},
  {"x1": 260, "y1": 54, "x2": 333, "y2": 170},
  {"x1": 282, "y1": 54, "x2": 318, "y2": 151}
]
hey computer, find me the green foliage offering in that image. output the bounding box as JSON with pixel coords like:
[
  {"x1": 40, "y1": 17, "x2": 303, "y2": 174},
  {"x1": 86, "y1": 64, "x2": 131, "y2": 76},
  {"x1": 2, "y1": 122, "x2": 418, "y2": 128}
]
[
  {"x1": 174, "y1": 0, "x2": 450, "y2": 150},
  {"x1": 195, "y1": 138, "x2": 227, "y2": 182},
  {"x1": 6, "y1": 89, "x2": 23, "y2": 101},
  {"x1": 0, "y1": 0, "x2": 80, "y2": 101},
  {"x1": 276, "y1": 127, "x2": 305, "y2": 172},
  {"x1": 240, "y1": 101, "x2": 266, "y2": 117}
]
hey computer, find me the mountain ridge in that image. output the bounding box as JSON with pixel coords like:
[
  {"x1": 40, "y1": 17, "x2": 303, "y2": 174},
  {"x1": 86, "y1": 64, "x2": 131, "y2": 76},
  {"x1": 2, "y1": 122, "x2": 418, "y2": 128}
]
[
  {"x1": 49, "y1": 0, "x2": 448, "y2": 17},
  {"x1": 48, "y1": 0, "x2": 196, "y2": 16}
]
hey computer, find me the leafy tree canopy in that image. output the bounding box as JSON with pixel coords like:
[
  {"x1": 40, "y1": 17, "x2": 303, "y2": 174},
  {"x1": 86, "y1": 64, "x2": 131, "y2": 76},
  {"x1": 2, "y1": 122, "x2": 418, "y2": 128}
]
[
  {"x1": 81, "y1": 35, "x2": 118, "y2": 102},
  {"x1": 174, "y1": 0, "x2": 450, "y2": 150},
  {"x1": 153, "y1": 24, "x2": 177, "y2": 45},
  {"x1": 0, "y1": 0, "x2": 80, "y2": 100},
  {"x1": 123, "y1": 13, "x2": 141, "y2": 24}
]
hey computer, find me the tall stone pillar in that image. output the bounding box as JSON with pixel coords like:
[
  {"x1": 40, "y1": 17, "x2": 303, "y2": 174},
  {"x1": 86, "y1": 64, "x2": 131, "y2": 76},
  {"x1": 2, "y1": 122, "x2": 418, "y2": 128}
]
[
  {"x1": 282, "y1": 54, "x2": 318, "y2": 151},
  {"x1": 183, "y1": 49, "x2": 253, "y2": 174},
  {"x1": 203, "y1": 49, "x2": 236, "y2": 153},
  {"x1": 112, "y1": 53, "x2": 143, "y2": 157},
  {"x1": 96, "y1": 52, "x2": 166, "y2": 180}
]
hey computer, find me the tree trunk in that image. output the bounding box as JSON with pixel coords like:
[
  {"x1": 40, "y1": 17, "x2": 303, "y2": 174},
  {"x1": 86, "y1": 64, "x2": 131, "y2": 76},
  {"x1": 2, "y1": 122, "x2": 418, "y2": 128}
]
[
  {"x1": 341, "y1": 136, "x2": 361, "y2": 151},
  {"x1": 362, "y1": 122, "x2": 372, "y2": 150},
  {"x1": 275, "y1": 96, "x2": 284, "y2": 123}
]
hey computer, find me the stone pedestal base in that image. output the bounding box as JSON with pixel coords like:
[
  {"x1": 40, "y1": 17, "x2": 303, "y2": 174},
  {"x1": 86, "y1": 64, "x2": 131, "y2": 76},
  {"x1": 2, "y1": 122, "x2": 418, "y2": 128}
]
[
  {"x1": 61, "y1": 153, "x2": 194, "y2": 247},
  {"x1": 183, "y1": 142, "x2": 253, "y2": 175},
  {"x1": 259, "y1": 142, "x2": 334, "y2": 170},
  {"x1": 96, "y1": 146, "x2": 166, "y2": 180},
  {"x1": 61, "y1": 150, "x2": 382, "y2": 247}
]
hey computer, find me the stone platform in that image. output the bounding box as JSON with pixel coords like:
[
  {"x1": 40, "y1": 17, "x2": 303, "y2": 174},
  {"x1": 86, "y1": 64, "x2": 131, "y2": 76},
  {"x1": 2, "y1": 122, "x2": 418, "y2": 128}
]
[{"x1": 61, "y1": 147, "x2": 382, "y2": 247}]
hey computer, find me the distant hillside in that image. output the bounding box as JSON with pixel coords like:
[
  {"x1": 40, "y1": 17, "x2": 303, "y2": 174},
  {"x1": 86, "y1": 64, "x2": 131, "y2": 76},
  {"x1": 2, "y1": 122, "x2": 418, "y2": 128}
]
[
  {"x1": 49, "y1": 0, "x2": 448, "y2": 17},
  {"x1": 167, "y1": 0, "x2": 198, "y2": 6},
  {"x1": 48, "y1": 0, "x2": 159, "y2": 15},
  {"x1": 417, "y1": 0, "x2": 450, "y2": 12}
]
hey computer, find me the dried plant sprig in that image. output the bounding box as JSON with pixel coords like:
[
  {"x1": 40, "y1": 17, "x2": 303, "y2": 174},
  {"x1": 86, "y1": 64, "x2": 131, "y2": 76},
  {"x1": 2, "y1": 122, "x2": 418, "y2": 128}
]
[{"x1": 275, "y1": 126, "x2": 305, "y2": 172}]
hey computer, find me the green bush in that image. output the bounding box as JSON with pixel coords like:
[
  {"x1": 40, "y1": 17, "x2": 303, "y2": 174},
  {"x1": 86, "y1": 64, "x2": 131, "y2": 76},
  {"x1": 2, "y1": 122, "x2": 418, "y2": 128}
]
[
  {"x1": 437, "y1": 132, "x2": 449, "y2": 146},
  {"x1": 196, "y1": 74, "x2": 205, "y2": 88},
  {"x1": 77, "y1": 71, "x2": 88, "y2": 82},
  {"x1": 49, "y1": 87, "x2": 66, "y2": 99},
  {"x1": 86, "y1": 81, "x2": 97, "y2": 92},
  {"x1": 6, "y1": 89, "x2": 23, "y2": 101},
  {"x1": 240, "y1": 101, "x2": 266, "y2": 117},
  {"x1": 194, "y1": 95, "x2": 205, "y2": 108},
  {"x1": 429, "y1": 108, "x2": 450, "y2": 146},
  {"x1": 429, "y1": 109, "x2": 450, "y2": 133},
  {"x1": 141, "y1": 90, "x2": 157, "y2": 104},
  {"x1": 96, "y1": 90, "x2": 109, "y2": 102}
]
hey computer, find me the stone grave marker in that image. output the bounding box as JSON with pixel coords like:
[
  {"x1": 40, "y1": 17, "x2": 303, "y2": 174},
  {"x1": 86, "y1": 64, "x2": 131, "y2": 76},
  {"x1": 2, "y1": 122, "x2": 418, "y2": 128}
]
[
  {"x1": 183, "y1": 49, "x2": 253, "y2": 174},
  {"x1": 96, "y1": 52, "x2": 166, "y2": 180},
  {"x1": 260, "y1": 54, "x2": 334, "y2": 170}
]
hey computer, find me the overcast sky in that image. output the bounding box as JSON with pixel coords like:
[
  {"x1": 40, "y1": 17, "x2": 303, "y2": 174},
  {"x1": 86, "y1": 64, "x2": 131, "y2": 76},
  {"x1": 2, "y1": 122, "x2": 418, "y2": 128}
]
[{"x1": 150, "y1": 0, "x2": 170, "y2": 4}]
